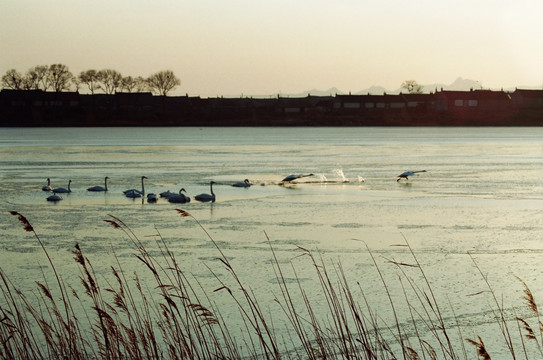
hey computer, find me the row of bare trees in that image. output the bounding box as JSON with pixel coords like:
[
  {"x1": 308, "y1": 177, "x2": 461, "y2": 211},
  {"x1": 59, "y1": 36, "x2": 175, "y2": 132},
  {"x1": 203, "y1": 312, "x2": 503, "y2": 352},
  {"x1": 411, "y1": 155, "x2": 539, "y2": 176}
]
[{"x1": 1, "y1": 64, "x2": 181, "y2": 96}]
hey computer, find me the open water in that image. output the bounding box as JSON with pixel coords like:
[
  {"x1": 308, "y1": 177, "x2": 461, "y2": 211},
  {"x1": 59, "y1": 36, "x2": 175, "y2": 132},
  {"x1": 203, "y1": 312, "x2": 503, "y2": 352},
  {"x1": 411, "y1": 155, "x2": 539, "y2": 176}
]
[{"x1": 1, "y1": 126, "x2": 543, "y2": 357}]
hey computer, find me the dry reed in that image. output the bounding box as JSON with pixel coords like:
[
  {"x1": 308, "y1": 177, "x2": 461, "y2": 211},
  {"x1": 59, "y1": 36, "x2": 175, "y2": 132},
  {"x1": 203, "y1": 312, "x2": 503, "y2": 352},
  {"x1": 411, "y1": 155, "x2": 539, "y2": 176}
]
[{"x1": 1, "y1": 209, "x2": 541, "y2": 359}]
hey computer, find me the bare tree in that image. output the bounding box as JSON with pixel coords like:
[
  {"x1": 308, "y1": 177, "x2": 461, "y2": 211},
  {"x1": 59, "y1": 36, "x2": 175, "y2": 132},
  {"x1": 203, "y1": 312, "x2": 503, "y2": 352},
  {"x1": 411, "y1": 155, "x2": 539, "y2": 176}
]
[
  {"x1": 24, "y1": 65, "x2": 49, "y2": 90},
  {"x1": 121, "y1": 75, "x2": 148, "y2": 93},
  {"x1": 401, "y1": 80, "x2": 424, "y2": 94},
  {"x1": 48, "y1": 64, "x2": 73, "y2": 92},
  {"x1": 1, "y1": 69, "x2": 24, "y2": 90},
  {"x1": 23, "y1": 68, "x2": 41, "y2": 90},
  {"x1": 134, "y1": 76, "x2": 149, "y2": 93},
  {"x1": 35, "y1": 65, "x2": 50, "y2": 90},
  {"x1": 147, "y1": 70, "x2": 180, "y2": 96},
  {"x1": 120, "y1": 76, "x2": 135, "y2": 93},
  {"x1": 21, "y1": 76, "x2": 35, "y2": 90},
  {"x1": 71, "y1": 75, "x2": 81, "y2": 92},
  {"x1": 98, "y1": 69, "x2": 122, "y2": 94},
  {"x1": 79, "y1": 69, "x2": 101, "y2": 94}
]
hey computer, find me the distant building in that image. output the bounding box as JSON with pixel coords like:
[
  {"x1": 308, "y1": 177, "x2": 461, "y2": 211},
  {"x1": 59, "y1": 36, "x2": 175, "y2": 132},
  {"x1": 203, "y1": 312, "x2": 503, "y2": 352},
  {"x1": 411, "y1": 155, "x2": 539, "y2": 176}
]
[
  {"x1": 510, "y1": 89, "x2": 543, "y2": 108},
  {"x1": 1, "y1": 88, "x2": 542, "y2": 126},
  {"x1": 1, "y1": 89, "x2": 79, "y2": 107},
  {"x1": 434, "y1": 89, "x2": 510, "y2": 112}
]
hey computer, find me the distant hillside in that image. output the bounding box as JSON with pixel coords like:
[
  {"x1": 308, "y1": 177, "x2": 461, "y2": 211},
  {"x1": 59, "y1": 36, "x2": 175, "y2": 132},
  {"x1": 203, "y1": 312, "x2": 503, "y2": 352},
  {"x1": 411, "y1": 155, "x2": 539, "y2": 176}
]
[
  {"x1": 288, "y1": 87, "x2": 344, "y2": 97},
  {"x1": 298, "y1": 77, "x2": 483, "y2": 97},
  {"x1": 418, "y1": 77, "x2": 483, "y2": 93},
  {"x1": 215, "y1": 78, "x2": 516, "y2": 98},
  {"x1": 354, "y1": 86, "x2": 388, "y2": 95}
]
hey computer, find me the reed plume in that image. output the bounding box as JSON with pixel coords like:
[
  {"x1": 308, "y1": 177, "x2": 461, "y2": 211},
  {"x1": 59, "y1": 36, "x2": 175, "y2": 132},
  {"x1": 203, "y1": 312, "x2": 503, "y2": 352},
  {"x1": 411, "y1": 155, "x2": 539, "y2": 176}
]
[
  {"x1": 3, "y1": 209, "x2": 543, "y2": 359},
  {"x1": 466, "y1": 336, "x2": 491, "y2": 360}
]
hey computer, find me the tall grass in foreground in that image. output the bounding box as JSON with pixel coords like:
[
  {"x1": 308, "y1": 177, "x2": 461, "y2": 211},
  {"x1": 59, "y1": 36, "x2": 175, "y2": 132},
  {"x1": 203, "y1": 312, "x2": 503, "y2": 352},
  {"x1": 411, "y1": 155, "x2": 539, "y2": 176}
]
[{"x1": 1, "y1": 209, "x2": 543, "y2": 359}]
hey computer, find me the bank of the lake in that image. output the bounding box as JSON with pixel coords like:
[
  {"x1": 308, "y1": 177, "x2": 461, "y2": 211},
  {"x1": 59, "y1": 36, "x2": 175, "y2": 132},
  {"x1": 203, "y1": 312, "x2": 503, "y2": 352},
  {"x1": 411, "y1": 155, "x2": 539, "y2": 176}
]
[{"x1": 2, "y1": 89, "x2": 543, "y2": 127}]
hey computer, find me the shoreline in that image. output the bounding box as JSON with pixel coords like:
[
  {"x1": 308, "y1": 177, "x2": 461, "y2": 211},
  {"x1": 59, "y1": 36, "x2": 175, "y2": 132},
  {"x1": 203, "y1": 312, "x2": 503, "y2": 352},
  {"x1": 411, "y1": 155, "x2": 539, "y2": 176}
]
[{"x1": 2, "y1": 89, "x2": 543, "y2": 127}]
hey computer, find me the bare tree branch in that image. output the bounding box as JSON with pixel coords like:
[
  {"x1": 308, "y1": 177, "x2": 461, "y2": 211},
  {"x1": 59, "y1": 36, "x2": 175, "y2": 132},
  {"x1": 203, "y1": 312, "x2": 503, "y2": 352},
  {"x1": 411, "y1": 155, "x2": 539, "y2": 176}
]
[{"x1": 147, "y1": 70, "x2": 180, "y2": 96}]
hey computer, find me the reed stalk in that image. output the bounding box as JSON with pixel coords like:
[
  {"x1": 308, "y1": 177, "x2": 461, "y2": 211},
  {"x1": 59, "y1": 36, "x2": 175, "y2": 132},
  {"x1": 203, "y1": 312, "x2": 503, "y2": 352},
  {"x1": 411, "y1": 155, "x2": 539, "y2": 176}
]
[{"x1": 1, "y1": 209, "x2": 541, "y2": 359}]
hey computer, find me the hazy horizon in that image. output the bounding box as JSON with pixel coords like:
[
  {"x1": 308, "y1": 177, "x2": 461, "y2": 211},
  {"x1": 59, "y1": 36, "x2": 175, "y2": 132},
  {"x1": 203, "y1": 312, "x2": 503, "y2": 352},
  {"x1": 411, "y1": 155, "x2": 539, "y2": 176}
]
[{"x1": 1, "y1": 1, "x2": 542, "y2": 97}]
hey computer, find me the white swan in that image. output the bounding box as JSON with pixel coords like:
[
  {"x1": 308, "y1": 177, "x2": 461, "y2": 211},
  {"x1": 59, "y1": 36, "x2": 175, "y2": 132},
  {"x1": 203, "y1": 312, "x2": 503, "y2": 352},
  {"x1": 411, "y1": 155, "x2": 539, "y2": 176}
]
[
  {"x1": 125, "y1": 190, "x2": 142, "y2": 198},
  {"x1": 397, "y1": 170, "x2": 427, "y2": 182},
  {"x1": 47, "y1": 193, "x2": 62, "y2": 202},
  {"x1": 281, "y1": 173, "x2": 314, "y2": 182},
  {"x1": 88, "y1": 176, "x2": 109, "y2": 192},
  {"x1": 160, "y1": 190, "x2": 174, "y2": 198},
  {"x1": 124, "y1": 176, "x2": 147, "y2": 198},
  {"x1": 168, "y1": 188, "x2": 191, "y2": 203},
  {"x1": 194, "y1": 181, "x2": 216, "y2": 203},
  {"x1": 232, "y1": 179, "x2": 251, "y2": 188},
  {"x1": 52, "y1": 180, "x2": 72, "y2": 193},
  {"x1": 42, "y1": 178, "x2": 51, "y2": 191}
]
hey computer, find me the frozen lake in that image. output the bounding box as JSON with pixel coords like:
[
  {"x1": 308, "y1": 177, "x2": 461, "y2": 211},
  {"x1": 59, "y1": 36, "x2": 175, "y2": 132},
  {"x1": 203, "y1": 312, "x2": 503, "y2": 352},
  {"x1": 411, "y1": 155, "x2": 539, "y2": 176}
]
[{"x1": 1, "y1": 126, "x2": 543, "y2": 357}]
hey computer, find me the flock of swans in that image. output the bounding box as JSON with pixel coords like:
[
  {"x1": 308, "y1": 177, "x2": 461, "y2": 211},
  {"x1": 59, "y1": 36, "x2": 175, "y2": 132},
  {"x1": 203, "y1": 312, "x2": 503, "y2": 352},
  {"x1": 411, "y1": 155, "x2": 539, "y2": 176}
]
[
  {"x1": 42, "y1": 170, "x2": 427, "y2": 203},
  {"x1": 43, "y1": 176, "x2": 217, "y2": 204}
]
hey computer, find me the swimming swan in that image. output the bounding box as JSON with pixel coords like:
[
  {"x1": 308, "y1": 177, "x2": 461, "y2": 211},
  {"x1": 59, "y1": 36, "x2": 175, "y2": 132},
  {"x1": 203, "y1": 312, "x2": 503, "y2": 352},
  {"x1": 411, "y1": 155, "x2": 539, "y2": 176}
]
[
  {"x1": 88, "y1": 176, "x2": 109, "y2": 192},
  {"x1": 47, "y1": 193, "x2": 62, "y2": 202},
  {"x1": 124, "y1": 176, "x2": 147, "y2": 198},
  {"x1": 168, "y1": 188, "x2": 191, "y2": 203},
  {"x1": 194, "y1": 181, "x2": 216, "y2": 203},
  {"x1": 52, "y1": 180, "x2": 72, "y2": 193},
  {"x1": 232, "y1": 179, "x2": 251, "y2": 188},
  {"x1": 160, "y1": 190, "x2": 174, "y2": 198},
  {"x1": 42, "y1": 178, "x2": 51, "y2": 192}
]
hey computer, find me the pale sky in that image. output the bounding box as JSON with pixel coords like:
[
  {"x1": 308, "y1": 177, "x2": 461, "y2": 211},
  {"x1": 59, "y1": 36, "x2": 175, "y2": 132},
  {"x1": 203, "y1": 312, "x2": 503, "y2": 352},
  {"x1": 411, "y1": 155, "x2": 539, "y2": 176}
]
[{"x1": 1, "y1": 0, "x2": 542, "y2": 97}]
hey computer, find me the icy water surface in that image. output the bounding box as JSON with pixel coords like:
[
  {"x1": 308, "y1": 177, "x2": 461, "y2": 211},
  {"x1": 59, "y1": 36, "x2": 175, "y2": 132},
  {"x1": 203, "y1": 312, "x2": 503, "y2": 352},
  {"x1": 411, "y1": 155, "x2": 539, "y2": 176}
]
[{"x1": 1, "y1": 126, "x2": 543, "y2": 356}]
